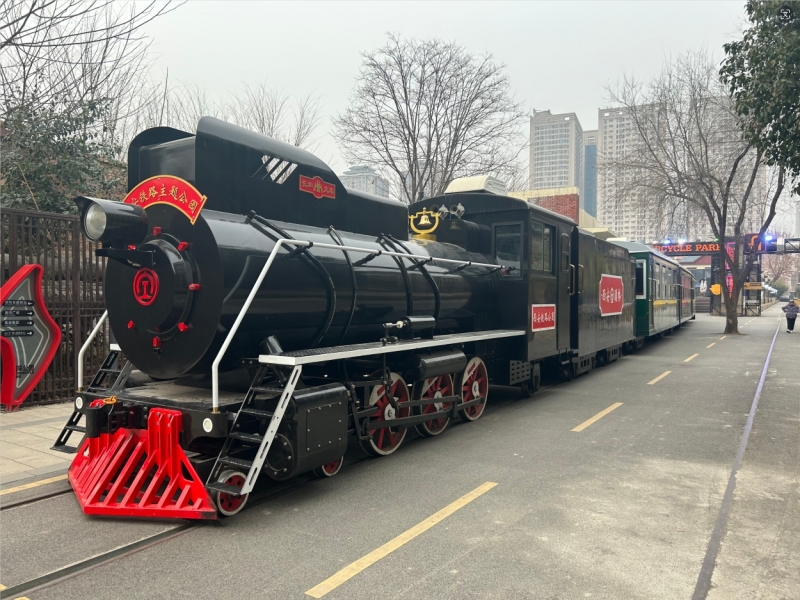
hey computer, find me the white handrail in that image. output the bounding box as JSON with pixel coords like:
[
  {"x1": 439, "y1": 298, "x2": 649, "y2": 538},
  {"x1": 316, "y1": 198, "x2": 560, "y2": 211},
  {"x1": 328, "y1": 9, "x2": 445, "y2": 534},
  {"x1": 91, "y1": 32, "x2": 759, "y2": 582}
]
[
  {"x1": 210, "y1": 237, "x2": 503, "y2": 411},
  {"x1": 77, "y1": 310, "x2": 108, "y2": 392}
]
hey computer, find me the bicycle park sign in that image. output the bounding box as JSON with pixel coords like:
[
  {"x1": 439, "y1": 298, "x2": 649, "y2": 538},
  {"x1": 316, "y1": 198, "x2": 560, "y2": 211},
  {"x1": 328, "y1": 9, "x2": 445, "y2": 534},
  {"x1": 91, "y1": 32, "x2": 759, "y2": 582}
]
[{"x1": 652, "y1": 234, "x2": 800, "y2": 257}]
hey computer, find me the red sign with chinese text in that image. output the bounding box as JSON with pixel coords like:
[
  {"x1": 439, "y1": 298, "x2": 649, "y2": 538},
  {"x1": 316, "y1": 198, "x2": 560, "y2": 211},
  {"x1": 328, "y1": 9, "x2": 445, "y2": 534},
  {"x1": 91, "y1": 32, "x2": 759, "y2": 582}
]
[
  {"x1": 1, "y1": 265, "x2": 62, "y2": 410},
  {"x1": 299, "y1": 175, "x2": 336, "y2": 199},
  {"x1": 599, "y1": 274, "x2": 624, "y2": 316},
  {"x1": 531, "y1": 304, "x2": 556, "y2": 332},
  {"x1": 123, "y1": 176, "x2": 207, "y2": 224}
]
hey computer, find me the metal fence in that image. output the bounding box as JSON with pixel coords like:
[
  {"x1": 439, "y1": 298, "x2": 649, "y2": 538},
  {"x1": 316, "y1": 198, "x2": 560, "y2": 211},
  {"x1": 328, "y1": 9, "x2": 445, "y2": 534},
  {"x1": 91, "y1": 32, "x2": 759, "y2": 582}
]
[{"x1": 1, "y1": 208, "x2": 108, "y2": 406}]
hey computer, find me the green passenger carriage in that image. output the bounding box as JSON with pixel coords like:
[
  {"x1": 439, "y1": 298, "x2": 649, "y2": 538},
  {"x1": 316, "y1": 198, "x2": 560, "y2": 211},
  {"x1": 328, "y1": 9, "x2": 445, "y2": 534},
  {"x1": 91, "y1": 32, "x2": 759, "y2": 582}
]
[{"x1": 611, "y1": 241, "x2": 695, "y2": 339}]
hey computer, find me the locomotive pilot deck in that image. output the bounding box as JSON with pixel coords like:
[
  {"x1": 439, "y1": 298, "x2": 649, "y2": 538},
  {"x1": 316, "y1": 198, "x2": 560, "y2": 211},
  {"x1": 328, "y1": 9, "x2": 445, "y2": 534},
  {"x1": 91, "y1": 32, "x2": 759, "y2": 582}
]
[{"x1": 122, "y1": 380, "x2": 246, "y2": 412}]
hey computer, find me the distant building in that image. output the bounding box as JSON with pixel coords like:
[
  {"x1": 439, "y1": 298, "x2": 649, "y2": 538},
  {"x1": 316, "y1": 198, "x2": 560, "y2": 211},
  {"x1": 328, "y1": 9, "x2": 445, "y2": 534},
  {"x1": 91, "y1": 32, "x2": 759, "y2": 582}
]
[
  {"x1": 340, "y1": 165, "x2": 390, "y2": 198},
  {"x1": 596, "y1": 105, "x2": 766, "y2": 243},
  {"x1": 507, "y1": 187, "x2": 612, "y2": 232},
  {"x1": 529, "y1": 110, "x2": 583, "y2": 198},
  {"x1": 583, "y1": 130, "x2": 597, "y2": 217}
]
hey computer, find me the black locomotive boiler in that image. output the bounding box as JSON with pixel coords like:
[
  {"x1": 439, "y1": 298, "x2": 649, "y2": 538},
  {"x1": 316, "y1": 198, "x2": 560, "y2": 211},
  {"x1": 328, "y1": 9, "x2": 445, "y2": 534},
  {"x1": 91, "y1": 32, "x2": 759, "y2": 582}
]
[{"x1": 54, "y1": 117, "x2": 693, "y2": 519}]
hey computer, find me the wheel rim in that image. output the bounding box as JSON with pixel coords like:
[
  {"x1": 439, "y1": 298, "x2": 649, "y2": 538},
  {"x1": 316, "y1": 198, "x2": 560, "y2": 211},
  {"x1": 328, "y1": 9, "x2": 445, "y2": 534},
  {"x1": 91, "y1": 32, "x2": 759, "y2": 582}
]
[
  {"x1": 366, "y1": 373, "x2": 410, "y2": 455},
  {"x1": 320, "y1": 457, "x2": 343, "y2": 476},
  {"x1": 460, "y1": 357, "x2": 488, "y2": 421},
  {"x1": 416, "y1": 375, "x2": 454, "y2": 436},
  {"x1": 215, "y1": 470, "x2": 248, "y2": 516}
]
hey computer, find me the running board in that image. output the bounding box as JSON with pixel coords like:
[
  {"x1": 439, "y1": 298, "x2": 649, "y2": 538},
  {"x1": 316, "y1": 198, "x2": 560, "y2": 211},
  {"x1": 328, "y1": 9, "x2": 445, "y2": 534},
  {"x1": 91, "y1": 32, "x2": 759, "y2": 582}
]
[{"x1": 259, "y1": 330, "x2": 524, "y2": 366}]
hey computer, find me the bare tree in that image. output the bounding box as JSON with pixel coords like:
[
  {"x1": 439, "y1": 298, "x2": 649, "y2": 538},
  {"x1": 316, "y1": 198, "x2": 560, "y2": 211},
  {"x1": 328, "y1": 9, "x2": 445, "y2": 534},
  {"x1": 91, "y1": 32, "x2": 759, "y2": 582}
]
[
  {"x1": 1, "y1": 0, "x2": 181, "y2": 161},
  {"x1": 762, "y1": 246, "x2": 799, "y2": 285},
  {"x1": 1, "y1": 1, "x2": 178, "y2": 108},
  {"x1": 227, "y1": 82, "x2": 321, "y2": 149},
  {"x1": 602, "y1": 51, "x2": 785, "y2": 333},
  {"x1": 0, "y1": 0, "x2": 174, "y2": 52},
  {"x1": 334, "y1": 34, "x2": 525, "y2": 204}
]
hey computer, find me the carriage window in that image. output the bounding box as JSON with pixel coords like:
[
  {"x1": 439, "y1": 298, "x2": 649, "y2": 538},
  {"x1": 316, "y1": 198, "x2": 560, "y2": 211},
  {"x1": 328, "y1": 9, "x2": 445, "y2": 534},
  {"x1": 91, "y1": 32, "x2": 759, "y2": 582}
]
[
  {"x1": 635, "y1": 260, "x2": 645, "y2": 298},
  {"x1": 494, "y1": 224, "x2": 521, "y2": 275},
  {"x1": 531, "y1": 221, "x2": 543, "y2": 271}
]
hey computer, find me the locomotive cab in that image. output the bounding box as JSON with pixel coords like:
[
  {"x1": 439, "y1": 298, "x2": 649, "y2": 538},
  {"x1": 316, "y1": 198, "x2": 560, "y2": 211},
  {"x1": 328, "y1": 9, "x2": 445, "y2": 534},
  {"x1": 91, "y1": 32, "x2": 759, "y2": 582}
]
[{"x1": 410, "y1": 181, "x2": 575, "y2": 388}]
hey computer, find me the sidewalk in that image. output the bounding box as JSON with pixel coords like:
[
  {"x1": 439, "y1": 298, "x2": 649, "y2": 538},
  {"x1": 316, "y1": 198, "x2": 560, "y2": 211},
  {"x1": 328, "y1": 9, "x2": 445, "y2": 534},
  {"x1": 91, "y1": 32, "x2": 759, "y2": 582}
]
[{"x1": 0, "y1": 402, "x2": 75, "y2": 485}]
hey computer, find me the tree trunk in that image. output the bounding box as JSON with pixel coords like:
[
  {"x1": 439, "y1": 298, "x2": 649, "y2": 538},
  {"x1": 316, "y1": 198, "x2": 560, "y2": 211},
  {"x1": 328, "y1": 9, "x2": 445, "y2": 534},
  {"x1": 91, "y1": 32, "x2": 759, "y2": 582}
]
[{"x1": 723, "y1": 282, "x2": 740, "y2": 333}]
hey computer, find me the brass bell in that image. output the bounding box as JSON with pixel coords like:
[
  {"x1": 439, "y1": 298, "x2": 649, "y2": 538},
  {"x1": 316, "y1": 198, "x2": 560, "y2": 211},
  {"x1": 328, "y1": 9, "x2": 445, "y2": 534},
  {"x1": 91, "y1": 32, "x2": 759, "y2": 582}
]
[{"x1": 418, "y1": 213, "x2": 432, "y2": 226}]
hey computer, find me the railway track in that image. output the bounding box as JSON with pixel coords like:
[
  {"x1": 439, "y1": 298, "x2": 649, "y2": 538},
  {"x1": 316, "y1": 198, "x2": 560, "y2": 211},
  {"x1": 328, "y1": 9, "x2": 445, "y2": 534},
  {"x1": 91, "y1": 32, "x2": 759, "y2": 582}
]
[{"x1": 0, "y1": 380, "x2": 565, "y2": 599}]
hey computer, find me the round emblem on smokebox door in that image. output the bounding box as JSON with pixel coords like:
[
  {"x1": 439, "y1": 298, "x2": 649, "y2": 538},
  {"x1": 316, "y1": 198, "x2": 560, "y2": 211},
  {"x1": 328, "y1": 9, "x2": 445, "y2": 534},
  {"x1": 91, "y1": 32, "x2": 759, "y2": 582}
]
[{"x1": 133, "y1": 268, "x2": 159, "y2": 306}]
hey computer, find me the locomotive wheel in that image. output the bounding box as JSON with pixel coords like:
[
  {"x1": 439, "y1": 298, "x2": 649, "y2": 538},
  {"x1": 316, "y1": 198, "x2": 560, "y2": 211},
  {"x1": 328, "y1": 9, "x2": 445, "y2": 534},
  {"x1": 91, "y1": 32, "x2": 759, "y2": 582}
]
[
  {"x1": 360, "y1": 372, "x2": 411, "y2": 456},
  {"x1": 414, "y1": 374, "x2": 455, "y2": 437},
  {"x1": 458, "y1": 357, "x2": 488, "y2": 422},
  {"x1": 213, "y1": 469, "x2": 248, "y2": 517},
  {"x1": 313, "y1": 456, "x2": 344, "y2": 478}
]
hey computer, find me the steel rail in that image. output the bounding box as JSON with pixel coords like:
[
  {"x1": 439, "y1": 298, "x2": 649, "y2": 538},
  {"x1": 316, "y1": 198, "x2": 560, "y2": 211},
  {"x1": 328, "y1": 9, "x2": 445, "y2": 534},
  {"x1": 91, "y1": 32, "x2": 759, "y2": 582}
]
[
  {"x1": 211, "y1": 237, "x2": 504, "y2": 411},
  {"x1": 0, "y1": 455, "x2": 373, "y2": 600},
  {"x1": 0, "y1": 378, "x2": 560, "y2": 600}
]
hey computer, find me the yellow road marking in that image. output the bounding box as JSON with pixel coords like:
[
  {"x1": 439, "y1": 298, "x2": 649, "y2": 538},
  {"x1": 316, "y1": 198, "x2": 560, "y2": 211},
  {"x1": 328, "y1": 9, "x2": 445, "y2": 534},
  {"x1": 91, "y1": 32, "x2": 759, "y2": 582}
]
[
  {"x1": 647, "y1": 371, "x2": 672, "y2": 385},
  {"x1": 706, "y1": 343, "x2": 715, "y2": 348},
  {"x1": 571, "y1": 402, "x2": 623, "y2": 433},
  {"x1": 305, "y1": 482, "x2": 498, "y2": 598},
  {"x1": 720, "y1": 336, "x2": 727, "y2": 340},
  {"x1": 0, "y1": 474, "x2": 68, "y2": 496},
  {"x1": 684, "y1": 353, "x2": 699, "y2": 362},
  {"x1": 0, "y1": 584, "x2": 5, "y2": 590}
]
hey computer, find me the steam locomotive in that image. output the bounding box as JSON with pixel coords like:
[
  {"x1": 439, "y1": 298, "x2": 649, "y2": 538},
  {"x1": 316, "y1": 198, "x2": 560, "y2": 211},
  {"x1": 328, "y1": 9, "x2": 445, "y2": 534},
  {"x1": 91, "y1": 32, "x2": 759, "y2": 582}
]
[{"x1": 53, "y1": 117, "x2": 694, "y2": 519}]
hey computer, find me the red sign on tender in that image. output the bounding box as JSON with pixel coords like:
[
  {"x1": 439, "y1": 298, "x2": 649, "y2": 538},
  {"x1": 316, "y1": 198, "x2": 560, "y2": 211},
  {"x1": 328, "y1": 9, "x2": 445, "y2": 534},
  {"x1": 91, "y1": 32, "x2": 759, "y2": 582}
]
[
  {"x1": 599, "y1": 274, "x2": 624, "y2": 316},
  {"x1": 299, "y1": 175, "x2": 336, "y2": 199},
  {"x1": 531, "y1": 304, "x2": 556, "y2": 332}
]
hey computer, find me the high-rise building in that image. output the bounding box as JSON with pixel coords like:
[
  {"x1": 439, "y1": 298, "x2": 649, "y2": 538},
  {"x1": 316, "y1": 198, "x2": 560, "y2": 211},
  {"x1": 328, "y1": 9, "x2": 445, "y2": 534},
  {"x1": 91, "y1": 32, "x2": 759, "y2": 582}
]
[
  {"x1": 596, "y1": 106, "x2": 765, "y2": 242},
  {"x1": 529, "y1": 110, "x2": 583, "y2": 198},
  {"x1": 339, "y1": 165, "x2": 390, "y2": 198},
  {"x1": 596, "y1": 108, "x2": 653, "y2": 241},
  {"x1": 583, "y1": 130, "x2": 597, "y2": 217}
]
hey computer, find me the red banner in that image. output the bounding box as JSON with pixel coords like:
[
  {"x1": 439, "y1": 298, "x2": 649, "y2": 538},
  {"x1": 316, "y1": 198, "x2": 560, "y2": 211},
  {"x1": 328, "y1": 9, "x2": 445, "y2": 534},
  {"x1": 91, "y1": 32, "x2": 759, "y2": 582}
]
[
  {"x1": 599, "y1": 274, "x2": 624, "y2": 316},
  {"x1": 299, "y1": 175, "x2": 336, "y2": 199},
  {"x1": 124, "y1": 175, "x2": 207, "y2": 224},
  {"x1": 531, "y1": 304, "x2": 556, "y2": 331}
]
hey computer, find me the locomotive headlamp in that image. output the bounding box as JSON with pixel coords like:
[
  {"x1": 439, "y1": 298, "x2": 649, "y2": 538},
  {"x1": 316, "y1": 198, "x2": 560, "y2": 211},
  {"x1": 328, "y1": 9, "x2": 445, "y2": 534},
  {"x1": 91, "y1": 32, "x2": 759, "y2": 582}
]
[
  {"x1": 84, "y1": 204, "x2": 107, "y2": 240},
  {"x1": 74, "y1": 197, "x2": 149, "y2": 245}
]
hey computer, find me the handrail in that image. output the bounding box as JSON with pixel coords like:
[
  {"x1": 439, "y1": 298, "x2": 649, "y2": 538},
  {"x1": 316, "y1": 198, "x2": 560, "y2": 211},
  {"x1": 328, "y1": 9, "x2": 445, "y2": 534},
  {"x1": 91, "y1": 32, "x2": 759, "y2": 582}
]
[
  {"x1": 211, "y1": 237, "x2": 504, "y2": 411},
  {"x1": 77, "y1": 311, "x2": 108, "y2": 392}
]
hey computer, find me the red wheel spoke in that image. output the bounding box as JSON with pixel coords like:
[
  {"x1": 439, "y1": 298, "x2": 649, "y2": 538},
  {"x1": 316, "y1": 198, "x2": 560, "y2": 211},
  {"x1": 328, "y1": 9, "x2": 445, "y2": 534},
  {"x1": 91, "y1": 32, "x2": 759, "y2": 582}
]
[{"x1": 377, "y1": 427, "x2": 386, "y2": 449}]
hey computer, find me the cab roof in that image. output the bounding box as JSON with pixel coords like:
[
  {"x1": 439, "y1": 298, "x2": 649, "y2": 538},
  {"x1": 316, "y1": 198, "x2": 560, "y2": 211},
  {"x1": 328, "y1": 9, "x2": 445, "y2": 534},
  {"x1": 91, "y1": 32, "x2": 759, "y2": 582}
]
[{"x1": 410, "y1": 192, "x2": 576, "y2": 226}]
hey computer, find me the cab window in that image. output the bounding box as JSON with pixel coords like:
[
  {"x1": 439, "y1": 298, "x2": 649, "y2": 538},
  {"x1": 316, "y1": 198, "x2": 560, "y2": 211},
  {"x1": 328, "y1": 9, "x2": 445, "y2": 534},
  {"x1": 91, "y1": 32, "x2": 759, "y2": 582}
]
[
  {"x1": 560, "y1": 234, "x2": 570, "y2": 273},
  {"x1": 530, "y1": 221, "x2": 553, "y2": 273},
  {"x1": 494, "y1": 224, "x2": 522, "y2": 276},
  {"x1": 529, "y1": 221, "x2": 553, "y2": 274}
]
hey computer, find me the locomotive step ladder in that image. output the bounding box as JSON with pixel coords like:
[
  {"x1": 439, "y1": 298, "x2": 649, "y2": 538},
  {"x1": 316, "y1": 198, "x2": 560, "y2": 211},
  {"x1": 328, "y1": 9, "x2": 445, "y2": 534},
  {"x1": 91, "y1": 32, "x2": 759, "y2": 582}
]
[
  {"x1": 206, "y1": 364, "x2": 302, "y2": 497},
  {"x1": 51, "y1": 345, "x2": 133, "y2": 454}
]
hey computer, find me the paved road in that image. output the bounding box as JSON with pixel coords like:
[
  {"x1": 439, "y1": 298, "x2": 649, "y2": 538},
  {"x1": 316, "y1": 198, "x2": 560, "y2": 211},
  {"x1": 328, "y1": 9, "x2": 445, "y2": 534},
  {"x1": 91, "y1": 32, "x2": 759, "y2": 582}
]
[{"x1": 1, "y1": 307, "x2": 797, "y2": 599}]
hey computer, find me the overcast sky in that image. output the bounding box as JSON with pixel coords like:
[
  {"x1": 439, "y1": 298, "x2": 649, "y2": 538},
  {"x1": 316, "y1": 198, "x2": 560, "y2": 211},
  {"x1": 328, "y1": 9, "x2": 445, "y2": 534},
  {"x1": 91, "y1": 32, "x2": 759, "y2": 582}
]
[{"x1": 139, "y1": 1, "x2": 797, "y2": 232}]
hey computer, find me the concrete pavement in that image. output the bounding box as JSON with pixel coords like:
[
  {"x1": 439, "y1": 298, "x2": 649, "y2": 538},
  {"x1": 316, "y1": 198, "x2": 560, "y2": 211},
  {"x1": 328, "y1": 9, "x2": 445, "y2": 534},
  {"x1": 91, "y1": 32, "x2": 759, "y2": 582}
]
[
  {"x1": 1, "y1": 306, "x2": 798, "y2": 599},
  {"x1": 0, "y1": 402, "x2": 74, "y2": 485}
]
